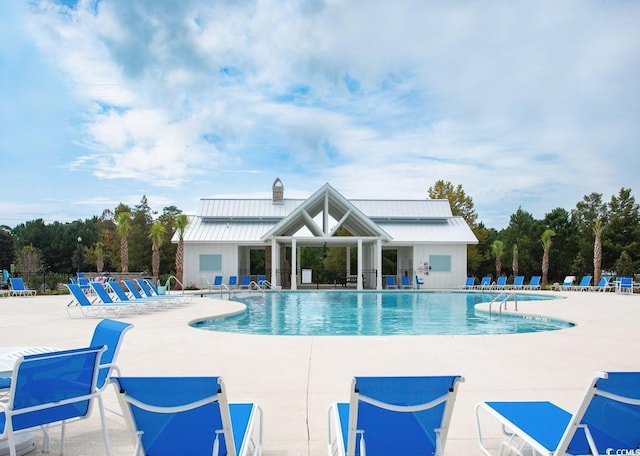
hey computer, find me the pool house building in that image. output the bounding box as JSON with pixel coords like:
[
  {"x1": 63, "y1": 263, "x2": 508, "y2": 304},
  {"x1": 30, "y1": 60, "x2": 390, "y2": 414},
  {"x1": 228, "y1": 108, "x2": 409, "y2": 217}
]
[{"x1": 177, "y1": 180, "x2": 478, "y2": 290}]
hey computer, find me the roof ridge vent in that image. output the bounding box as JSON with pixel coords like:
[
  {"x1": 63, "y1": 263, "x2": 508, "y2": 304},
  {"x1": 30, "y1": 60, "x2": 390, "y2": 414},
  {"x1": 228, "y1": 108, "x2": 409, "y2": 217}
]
[{"x1": 272, "y1": 178, "x2": 284, "y2": 204}]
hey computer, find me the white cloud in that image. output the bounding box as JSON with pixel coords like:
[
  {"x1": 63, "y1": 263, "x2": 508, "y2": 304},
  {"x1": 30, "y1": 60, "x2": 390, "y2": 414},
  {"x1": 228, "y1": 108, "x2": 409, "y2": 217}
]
[{"x1": 1, "y1": 0, "x2": 638, "y2": 228}]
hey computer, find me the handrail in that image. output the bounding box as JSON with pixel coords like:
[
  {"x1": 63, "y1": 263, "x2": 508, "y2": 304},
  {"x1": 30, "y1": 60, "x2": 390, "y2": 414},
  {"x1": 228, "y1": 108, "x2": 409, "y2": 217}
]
[
  {"x1": 488, "y1": 292, "x2": 518, "y2": 316},
  {"x1": 201, "y1": 275, "x2": 212, "y2": 291},
  {"x1": 218, "y1": 283, "x2": 232, "y2": 300},
  {"x1": 164, "y1": 275, "x2": 184, "y2": 293},
  {"x1": 259, "y1": 279, "x2": 281, "y2": 293},
  {"x1": 248, "y1": 281, "x2": 264, "y2": 294}
]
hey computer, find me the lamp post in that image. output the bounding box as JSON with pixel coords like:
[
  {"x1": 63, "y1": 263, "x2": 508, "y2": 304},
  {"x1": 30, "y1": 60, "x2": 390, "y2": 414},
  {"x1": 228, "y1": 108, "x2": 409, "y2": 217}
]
[{"x1": 77, "y1": 236, "x2": 83, "y2": 273}]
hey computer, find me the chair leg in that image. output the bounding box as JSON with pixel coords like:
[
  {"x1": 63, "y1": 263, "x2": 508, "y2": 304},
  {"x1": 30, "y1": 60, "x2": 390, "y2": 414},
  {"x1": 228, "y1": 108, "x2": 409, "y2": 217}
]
[
  {"x1": 41, "y1": 424, "x2": 51, "y2": 453},
  {"x1": 97, "y1": 395, "x2": 111, "y2": 456},
  {"x1": 61, "y1": 421, "x2": 66, "y2": 454},
  {"x1": 7, "y1": 429, "x2": 17, "y2": 456}
]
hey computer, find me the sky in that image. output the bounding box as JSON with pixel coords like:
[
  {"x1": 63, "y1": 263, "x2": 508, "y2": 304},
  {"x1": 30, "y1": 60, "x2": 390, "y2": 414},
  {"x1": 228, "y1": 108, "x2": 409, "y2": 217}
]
[{"x1": 1, "y1": 0, "x2": 639, "y2": 230}]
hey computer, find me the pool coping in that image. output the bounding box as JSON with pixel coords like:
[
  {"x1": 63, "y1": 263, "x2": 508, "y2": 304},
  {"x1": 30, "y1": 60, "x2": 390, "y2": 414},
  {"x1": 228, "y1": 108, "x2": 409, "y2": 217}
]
[{"x1": 0, "y1": 290, "x2": 638, "y2": 455}]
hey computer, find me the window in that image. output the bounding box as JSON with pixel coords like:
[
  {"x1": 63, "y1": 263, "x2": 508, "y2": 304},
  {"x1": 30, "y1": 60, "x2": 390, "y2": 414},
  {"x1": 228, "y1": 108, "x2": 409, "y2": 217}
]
[
  {"x1": 199, "y1": 254, "x2": 222, "y2": 271},
  {"x1": 429, "y1": 255, "x2": 451, "y2": 272}
]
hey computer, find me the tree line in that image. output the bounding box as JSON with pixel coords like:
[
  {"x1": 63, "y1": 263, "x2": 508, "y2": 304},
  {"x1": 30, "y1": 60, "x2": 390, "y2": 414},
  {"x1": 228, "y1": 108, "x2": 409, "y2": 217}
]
[
  {"x1": 428, "y1": 181, "x2": 640, "y2": 285},
  {"x1": 0, "y1": 195, "x2": 188, "y2": 289},
  {"x1": 1, "y1": 184, "x2": 639, "y2": 290}
]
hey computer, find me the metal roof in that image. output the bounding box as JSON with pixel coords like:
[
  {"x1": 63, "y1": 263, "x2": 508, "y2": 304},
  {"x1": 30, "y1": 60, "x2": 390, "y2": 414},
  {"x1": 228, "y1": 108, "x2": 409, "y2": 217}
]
[
  {"x1": 350, "y1": 199, "x2": 453, "y2": 219},
  {"x1": 181, "y1": 216, "x2": 273, "y2": 244},
  {"x1": 178, "y1": 185, "x2": 477, "y2": 245},
  {"x1": 199, "y1": 199, "x2": 303, "y2": 220},
  {"x1": 377, "y1": 217, "x2": 478, "y2": 244},
  {"x1": 198, "y1": 197, "x2": 452, "y2": 220}
]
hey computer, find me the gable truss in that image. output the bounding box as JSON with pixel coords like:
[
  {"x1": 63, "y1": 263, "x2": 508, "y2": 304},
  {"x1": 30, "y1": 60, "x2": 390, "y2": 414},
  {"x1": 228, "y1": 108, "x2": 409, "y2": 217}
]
[{"x1": 261, "y1": 183, "x2": 391, "y2": 241}]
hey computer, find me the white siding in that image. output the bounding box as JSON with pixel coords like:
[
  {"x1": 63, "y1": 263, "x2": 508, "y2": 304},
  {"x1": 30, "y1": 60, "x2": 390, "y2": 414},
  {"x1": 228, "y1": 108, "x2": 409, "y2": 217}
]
[
  {"x1": 183, "y1": 243, "x2": 239, "y2": 289},
  {"x1": 412, "y1": 244, "x2": 468, "y2": 289}
]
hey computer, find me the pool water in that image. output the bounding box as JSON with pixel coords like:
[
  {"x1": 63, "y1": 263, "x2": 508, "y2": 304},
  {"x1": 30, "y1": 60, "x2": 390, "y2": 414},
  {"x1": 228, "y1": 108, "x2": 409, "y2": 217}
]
[{"x1": 191, "y1": 291, "x2": 573, "y2": 336}]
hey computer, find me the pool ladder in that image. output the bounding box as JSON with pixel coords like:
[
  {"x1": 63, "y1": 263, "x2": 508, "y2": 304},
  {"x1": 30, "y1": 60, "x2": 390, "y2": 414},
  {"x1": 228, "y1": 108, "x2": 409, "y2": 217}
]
[
  {"x1": 249, "y1": 279, "x2": 281, "y2": 294},
  {"x1": 488, "y1": 292, "x2": 519, "y2": 317},
  {"x1": 216, "y1": 283, "x2": 233, "y2": 300},
  {"x1": 164, "y1": 275, "x2": 184, "y2": 292}
]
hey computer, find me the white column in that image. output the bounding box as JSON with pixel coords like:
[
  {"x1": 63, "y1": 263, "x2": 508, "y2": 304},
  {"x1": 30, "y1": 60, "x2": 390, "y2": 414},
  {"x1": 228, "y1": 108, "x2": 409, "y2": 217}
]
[
  {"x1": 346, "y1": 246, "x2": 351, "y2": 276},
  {"x1": 376, "y1": 239, "x2": 382, "y2": 290},
  {"x1": 357, "y1": 239, "x2": 363, "y2": 290},
  {"x1": 271, "y1": 238, "x2": 278, "y2": 287},
  {"x1": 291, "y1": 238, "x2": 297, "y2": 290}
]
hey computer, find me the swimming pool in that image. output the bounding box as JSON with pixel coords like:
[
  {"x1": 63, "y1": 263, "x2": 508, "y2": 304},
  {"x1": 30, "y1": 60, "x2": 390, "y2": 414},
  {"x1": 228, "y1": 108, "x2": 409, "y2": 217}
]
[{"x1": 191, "y1": 291, "x2": 573, "y2": 336}]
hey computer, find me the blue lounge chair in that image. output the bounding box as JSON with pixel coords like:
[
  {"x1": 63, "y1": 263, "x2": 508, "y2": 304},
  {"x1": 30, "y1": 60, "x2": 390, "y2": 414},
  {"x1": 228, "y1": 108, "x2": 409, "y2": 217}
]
[
  {"x1": 510, "y1": 275, "x2": 525, "y2": 290},
  {"x1": 137, "y1": 278, "x2": 191, "y2": 304},
  {"x1": 589, "y1": 276, "x2": 612, "y2": 292},
  {"x1": 122, "y1": 279, "x2": 170, "y2": 304},
  {"x1": 66, "y1": 283, "x2": 135, "y2": 318},
  {"x1": 616, "y1": 277, "x2": 634, "y2": 294},
  {"x1": 461, "y1": 277, "x2": 475, "y2": 289},
  {"x1": 239, "y1": 275, "x2": 252, "y2": 289},
  {"x1": 125, "y1": 279, "x2": 178, "y2": 308},
  {"x1": 106, "y1": 280, "x2": 132, "y2": 301},
  {"x1": 0, "y1": 346, "x2": 111, "y2": 456},
  {"x1": 401, "y1": 276, "x2": 412, "y2": 289},
  {"x1": 328, "y1": 375, "x2": 463, "y2": 456},
  {"x1": 385, "y1": 275, "x2": 397, "y2": 289},
  {"x1": 135, "y1": 278, "x2": 158, "y2": 298},
  {"x1": 476, "y1": 371, "x2": 640, "y2": 456},
  {"x1": 122, "y1": 279, "x2": 143, "y2": 298},
  {"x1": 111, "y1": 376, "x2": 263, "y2": 456},
  {"x1": 525, "y1": 275, "x2": 541, "y2": 290},
  {"x1": 228, "y1": 276, "x2": 238, "y2": 288},
  {"x1": 256, "y1": 275, "x2": 266, "y2": 286},
  {"x1": 8, "y1": 278, "x2": 35, "y2": 297},
  {"x1": 106, "y1": 281, "x2": 160, "y2": 309},
  {"x1": 144, "y1": 278, "x2": 172, "y2": 298},
  {"x1": 89, "y1": 319, "x2": 133, "y2": 391},
  {"x1": 144, "y1": 278, "x2": 161, "y2": 294},
  {"x1": 415, "y1": 276, "x2": 424, "y2": 289},
  {"x1": 77, "y1": 275, "x2": 91, "y2": 292},
  {"x1": 571, "y1": 275, "x2": 592, "y2": 291},
  {"x1": 0, "y1": 270, "x2": 9, "y2": 298},
  {"x1": 475, "y1": 276, "x2": 491, "y2": 290},
  {"x1": 492, "y1": 276, "x2": 507, "y2": 290},
  {"x1": 212, "y1": 275, "x2": 223, "y2": 289},
  {"x1": 0, "y1": 318, "x2": 132, "y2": 398},
  {"x1": 90, "y1": 281, "x2": 146, "y2": 314}
]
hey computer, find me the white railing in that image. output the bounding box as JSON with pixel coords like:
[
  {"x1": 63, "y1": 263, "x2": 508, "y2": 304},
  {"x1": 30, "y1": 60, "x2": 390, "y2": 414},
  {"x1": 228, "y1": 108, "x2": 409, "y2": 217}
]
[
  {"x1": 218, "y1": 283, "x2": 232, "y2": 300},
  {"x1": 164, "y1": 275, "x2": 184, "y2": 293},
  {"x1": 488, "y1": 292, "x2": 519, "y2": 316},
  {"x1": 259, "y1": 279, "x2": 281, "y2": 293}
]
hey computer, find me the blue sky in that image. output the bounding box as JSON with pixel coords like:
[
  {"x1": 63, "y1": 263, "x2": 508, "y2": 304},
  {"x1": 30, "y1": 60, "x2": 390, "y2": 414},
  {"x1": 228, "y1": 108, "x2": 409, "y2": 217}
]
[{"x1": 1, "y1": 0, "x2": 639, "y2": 229}]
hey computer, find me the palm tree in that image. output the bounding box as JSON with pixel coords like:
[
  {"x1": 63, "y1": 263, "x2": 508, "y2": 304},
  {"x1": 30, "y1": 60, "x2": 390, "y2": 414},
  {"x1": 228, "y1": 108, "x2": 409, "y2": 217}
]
[
  {"x1": 95, "y1": 241, "x2": 104, "y2": 274},
  {"x1": 149, "y1": 221, "x2": 166, "y2": 283},
  {"x1": 115, "y1": 212, "x2": 131, "y2": 273},
  {"x1": 174, "y1": 214, "x2": 188, "y2": 289},
  {"x1": 491, "y1": 240, "x2": 505, "y2": 279},
  {"x1": 512, "y1": 244, "x2": 519, "y2": 278},
  {"x1": 541, "y1": 229, "x2": 555, "y2": 286},
  {"x1": 593, "y1": 218, "x2": 603, "y2": 286}
]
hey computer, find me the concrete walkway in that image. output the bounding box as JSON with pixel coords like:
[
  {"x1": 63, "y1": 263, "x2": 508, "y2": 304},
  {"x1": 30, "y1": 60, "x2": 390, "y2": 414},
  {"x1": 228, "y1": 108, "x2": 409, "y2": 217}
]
[{"x1": 0, "y1": 289, "x2": 638, "y2": 455}]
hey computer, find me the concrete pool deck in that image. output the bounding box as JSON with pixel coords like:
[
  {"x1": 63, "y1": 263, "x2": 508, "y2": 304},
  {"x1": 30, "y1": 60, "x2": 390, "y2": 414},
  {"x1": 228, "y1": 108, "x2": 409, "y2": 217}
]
[{"x1": 0, "y1": 289, "x2": 639, "y2": 455}]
